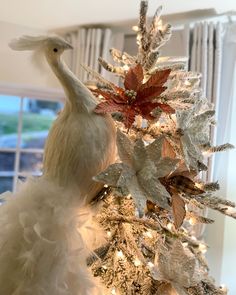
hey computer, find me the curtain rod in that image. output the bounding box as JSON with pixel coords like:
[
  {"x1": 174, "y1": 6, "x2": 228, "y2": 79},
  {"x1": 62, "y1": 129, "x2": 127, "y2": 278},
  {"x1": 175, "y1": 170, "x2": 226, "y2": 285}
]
[{"x1": 164, "y1": 9, "x2": 236, "y2": 28}]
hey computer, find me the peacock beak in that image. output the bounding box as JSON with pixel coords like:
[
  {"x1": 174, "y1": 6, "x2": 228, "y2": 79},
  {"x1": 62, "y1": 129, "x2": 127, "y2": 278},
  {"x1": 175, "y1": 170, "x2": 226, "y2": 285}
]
[{"x1": 64, "y1": 42, "x2": 73, "y2": 50}]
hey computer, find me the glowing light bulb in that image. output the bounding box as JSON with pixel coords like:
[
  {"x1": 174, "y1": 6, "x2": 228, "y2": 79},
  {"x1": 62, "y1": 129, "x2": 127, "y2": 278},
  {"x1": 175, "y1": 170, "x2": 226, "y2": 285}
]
[
  {"x1": 194, "y1": 182, "x2": 203, "y2": 189},
  {"x1": 167, "y1": 223, "x2": 174, "y2": 231},
  {"x1": 189, "y1": 217, "x2": 196, "y2": 225},
  {"x1": 134, "y1": 258, "x2": 141, "y2": 267},
  {"x1": 145, "y1": 230, "x2": 153, "y2": 239},
  {"x1": 182, "y1": 242, "x2": 188, "y2": 248},
  {"x1": 111, "y1": 288, "x2": 116, "y2": 295},
  {"x1": 157, "y1": 19, "x2": 163, "y2": 30},
  {"x1": 199, "y1": 243, "x2": 207, "y2": 254},
  {"x1": 147, "y1": 262, "x2": 154, "y2": 269},
  {"x1": 202, "y1": 150, "x2": 211, "y2": 156},
  {"x1": 116, "y1": 250, "x2": 124, "y2": 259},
  {"x1": 132, "y1": 25, "x2": 139, "y2": 32},
  {"x1": 184, "y1": 80, "x2": 191, "y2": 87},
  {"x1": 123, "y1": 64, "x2": 130, "y2": 71},
  {"x1": 107, "y1": 231, "x2": 112, "y2": 238}
]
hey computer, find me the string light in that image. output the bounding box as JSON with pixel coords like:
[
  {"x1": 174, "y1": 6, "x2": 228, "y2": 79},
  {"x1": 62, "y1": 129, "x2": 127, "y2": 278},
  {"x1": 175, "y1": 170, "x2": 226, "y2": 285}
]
[
  {"x1": 147, "y1": 262, "x2": 154, "y2": 269},
  {"x1": 107, "y1": 231, "x2": 112, "y2": 238},
  {"x1": 134, "y1": 258, "x2": 141, "y2": 267},
  {"x1": 194, "y1": 182, "x2": 204, "y2": 189},
  {"x1": 157, "y1": 19, "x2": 163, "y2": 30},
  {"x1": 144, "y1": 230, "x2": 153, "y2": 239},
  {"x1": 167, "y1": 223, "x2": 174, "y2": 231},
  {"x1": 182, "y1": 242, "x2": 188, "y2": 248},
  {"x1": 116, "y1": 250, "x2": 124, "y2": 259},
  {"x1": 199, "y1": 243, "x2": 207, "y2": 254},
  {"x1": 132, "y1": 25, "x2": 139, "y2": 32},
  {"x1": 184, "y1": 80, "x2": 191, "y2": 87},
  {"x1": 202, "y1": 150, "x2": 212, "y2": 156},
  {"x1": 111, "y1": 288, "x2": 116, "y2": 295},
  {"x1": 189, "y1": 217, "x2": 197, "y2": 225},
  {"x1": 123, "y1": 64, "x2": 130, "y2": 71}
]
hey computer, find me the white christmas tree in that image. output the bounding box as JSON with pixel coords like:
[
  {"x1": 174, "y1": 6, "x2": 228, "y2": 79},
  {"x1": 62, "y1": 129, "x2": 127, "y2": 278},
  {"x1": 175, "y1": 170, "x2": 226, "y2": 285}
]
[
  {"x1": 0, "y1": 1, "x2": 234, "y2": 295},
  {"x1": 84, "y1": 1, "x2": 235, "y2": 294}
]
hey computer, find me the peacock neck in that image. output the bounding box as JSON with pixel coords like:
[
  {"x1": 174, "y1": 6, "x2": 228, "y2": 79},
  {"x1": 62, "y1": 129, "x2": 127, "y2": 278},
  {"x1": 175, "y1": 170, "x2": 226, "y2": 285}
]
[{"x1": 47, "y1": 55, "x2": 97, "y2": 112}]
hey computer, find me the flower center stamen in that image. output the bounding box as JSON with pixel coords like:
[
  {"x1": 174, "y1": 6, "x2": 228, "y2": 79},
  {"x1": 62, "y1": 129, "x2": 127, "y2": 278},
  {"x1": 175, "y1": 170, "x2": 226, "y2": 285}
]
[{"x1": 125, "y1": 89, "x2": 137, "y2": 104}]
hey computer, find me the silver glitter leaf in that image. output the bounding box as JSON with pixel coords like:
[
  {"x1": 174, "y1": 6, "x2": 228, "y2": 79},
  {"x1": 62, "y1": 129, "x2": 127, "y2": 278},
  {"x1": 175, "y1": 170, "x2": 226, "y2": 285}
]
[
  {"x1": 156, "y1": 157, "x2": 179, "y2": 178},
  {"x1": 152, "y1": 240, "x2": 202, "y2": 293},
  {"x1": 93, "y1": 163, "x2": 124, "y2": 186},
  {"x1": 176, "y1": 103, "x2": 215, "y2": 170},
  {"x1": 117, "y1": 129, "x2": 134, "y2": 166},
  {"x1": 146, "y1": 135, "x2": 164, "y2": 163},
  {"x1": 94, "y1": 131, "x2": 179, "y2": 213}
]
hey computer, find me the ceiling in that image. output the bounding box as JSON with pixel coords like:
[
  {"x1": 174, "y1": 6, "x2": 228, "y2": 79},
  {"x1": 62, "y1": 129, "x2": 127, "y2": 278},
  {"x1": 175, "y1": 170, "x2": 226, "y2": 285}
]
[{"x1": 1, "y1": 0, "x2": 236, "y2": 30}]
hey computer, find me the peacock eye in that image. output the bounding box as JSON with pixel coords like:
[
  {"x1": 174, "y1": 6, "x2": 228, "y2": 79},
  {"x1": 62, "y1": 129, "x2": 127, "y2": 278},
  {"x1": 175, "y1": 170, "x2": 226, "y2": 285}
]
[{"x1": 53, "y1": 48, "x2": 58, "y2": 52}]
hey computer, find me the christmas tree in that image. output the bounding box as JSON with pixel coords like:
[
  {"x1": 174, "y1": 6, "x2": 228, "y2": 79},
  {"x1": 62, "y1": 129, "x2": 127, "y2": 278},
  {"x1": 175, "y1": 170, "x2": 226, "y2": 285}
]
[{"x1": 84, "y1": 1, "x2": 235, "y2": 294}]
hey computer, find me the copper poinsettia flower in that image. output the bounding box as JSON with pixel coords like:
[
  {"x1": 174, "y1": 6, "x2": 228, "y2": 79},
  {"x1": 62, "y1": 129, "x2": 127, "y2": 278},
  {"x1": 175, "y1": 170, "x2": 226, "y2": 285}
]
[{"x1": 92, "y1": 64, "x2": 174, "y2": 128}]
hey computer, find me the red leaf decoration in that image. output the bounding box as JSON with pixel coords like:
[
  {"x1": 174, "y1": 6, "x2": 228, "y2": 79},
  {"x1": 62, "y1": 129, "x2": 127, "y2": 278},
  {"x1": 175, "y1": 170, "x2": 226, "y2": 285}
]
[
  {"x1": 162, "y1": 138, "x2": 176, "y2": 159},
  {"x1": 136, "y1": 86, "x2": 166, "y2": 103},
  {"x1": 137, "y1": 102, "x2": 160, "y2": 117},
  {"x1": 92, "y1": 64, "x2": 173, "y2": 129},
  {"x1": 141, "y1": 69, "x2": 171, "y2": 90},
  {"x1": 168, "y1": 175, "x2": 205, "y2": 195},
  {"x1": 157, "y1": 103, "x2": 175, "y2": 114},
  {"x1": 124, "y1": 64, "x2": 144, "y2": 91},
  {"x1": 123, "y1": 108, "x2": 137, "y2": 129},
  {"x1": 172, "y1": 194, "x2": 186, "y2": 229},
  {"x1": 92, "y1": 89, "x2": 125, "y2": 104},
  {"x1": 95, "y1": 101, "x2": 125, "y2": 114}
]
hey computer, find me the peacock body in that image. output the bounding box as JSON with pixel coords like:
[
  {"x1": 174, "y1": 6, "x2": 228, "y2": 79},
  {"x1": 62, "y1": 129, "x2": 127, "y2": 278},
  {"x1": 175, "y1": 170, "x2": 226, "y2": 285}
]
[{"x1": 0, "y1": 35, "x2": 116, "y2": 294}]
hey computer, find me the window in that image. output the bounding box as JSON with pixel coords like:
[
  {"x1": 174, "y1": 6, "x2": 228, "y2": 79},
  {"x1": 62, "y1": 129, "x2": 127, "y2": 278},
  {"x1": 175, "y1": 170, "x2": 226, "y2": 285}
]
[{"x1": 0, "y1": 93, "x2": 63, "y2": 194}]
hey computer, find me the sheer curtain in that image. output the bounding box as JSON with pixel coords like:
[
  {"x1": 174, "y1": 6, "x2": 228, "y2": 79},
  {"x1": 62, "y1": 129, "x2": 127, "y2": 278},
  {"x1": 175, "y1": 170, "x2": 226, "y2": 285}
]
[
  {"x1": 212, "y1": 23, "x2": 236, "y2": 294},
  {"x1": 189, "y1": 21, "x2": 223, "y2": 154},
  {"x1": 187, "y1": 22, "x2": 224, "y2": 241},
  {"x1": 189, "y1": 21, "x2": 236, "y2": 291},
  {"x1": 64, "y1": 28, "x2": 124, "y2": 84}
]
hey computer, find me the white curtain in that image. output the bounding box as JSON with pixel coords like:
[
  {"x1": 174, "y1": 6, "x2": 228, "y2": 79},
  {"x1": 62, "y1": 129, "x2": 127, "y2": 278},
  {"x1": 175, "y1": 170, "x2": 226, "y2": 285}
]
[
  {"x1": 189, "y1": 21, "x2": 236, "y2": 289},
  {"x1": 187, "y1": 22, "x2": 224, "y2": 239},
  {"x1": 64, "y1": 28, "x2": 124, "y2": 84},
  {"x1": 189, "y1": 22, "x2": 223, "y2": 106},
  {"x1": 190, "y1": 22, "x2": 224, "y2": 177},
  {"x1": 211, "y1": 23, "x2": 236, "y2": 292}
]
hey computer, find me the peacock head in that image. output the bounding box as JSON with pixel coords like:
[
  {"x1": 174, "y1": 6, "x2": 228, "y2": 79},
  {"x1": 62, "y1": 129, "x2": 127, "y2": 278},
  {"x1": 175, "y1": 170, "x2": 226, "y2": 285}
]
[{"x1": 9, "y1": 35, "x2": 73, "y2": 61}]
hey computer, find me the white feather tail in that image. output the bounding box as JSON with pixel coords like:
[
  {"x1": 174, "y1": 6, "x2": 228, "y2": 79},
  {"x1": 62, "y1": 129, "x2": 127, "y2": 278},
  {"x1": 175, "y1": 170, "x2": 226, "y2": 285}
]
[{"x1": 0, "y1": 177, "x2": 102, "y2": 295}]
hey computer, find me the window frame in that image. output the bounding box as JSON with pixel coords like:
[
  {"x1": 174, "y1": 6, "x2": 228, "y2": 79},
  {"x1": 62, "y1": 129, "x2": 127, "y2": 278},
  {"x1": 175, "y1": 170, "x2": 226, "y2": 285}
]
[{"x1": 0, "y1": 83, "x2": 64, "y2": 192}]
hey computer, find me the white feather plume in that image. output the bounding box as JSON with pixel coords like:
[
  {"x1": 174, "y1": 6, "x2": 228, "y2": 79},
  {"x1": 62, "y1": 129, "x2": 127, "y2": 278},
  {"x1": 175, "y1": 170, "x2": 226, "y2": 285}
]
[
  {"x1": 9, "y1": 35, "x2": 49, "y2": 51},
  {"x1": 0, "y1": 177, "x2": 103, "y2": 295}
]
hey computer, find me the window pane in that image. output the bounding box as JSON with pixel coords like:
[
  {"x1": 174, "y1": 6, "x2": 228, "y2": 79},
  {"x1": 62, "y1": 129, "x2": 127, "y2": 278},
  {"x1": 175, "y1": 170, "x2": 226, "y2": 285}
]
[
  {"x1": 0, "y1": 152, "x2": 15, "y2": 171},
  {"x1": 19, "y1": 152, "x2": 43, "y2": 174},
  {"x1": 0, "y1": 177, "x2": 13, "y2": 193},
  {"x1": 0, "y1": 95, "x2": 20, "y2": 148},
  {"x1": 21, "y1": 98, "x2": 62, "y2": 149}
]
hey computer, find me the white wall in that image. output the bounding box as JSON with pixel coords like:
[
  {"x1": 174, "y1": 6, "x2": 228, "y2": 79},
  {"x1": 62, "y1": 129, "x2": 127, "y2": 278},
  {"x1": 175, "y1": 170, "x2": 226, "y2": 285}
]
[
  {"x1": 0, "y1": 0, "x2": 236, "y2": 30},
  {"x1": 0, "y1": 21, "x2": 61, "y2": 92}
]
